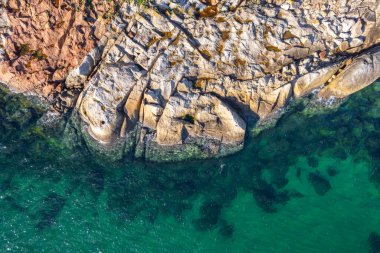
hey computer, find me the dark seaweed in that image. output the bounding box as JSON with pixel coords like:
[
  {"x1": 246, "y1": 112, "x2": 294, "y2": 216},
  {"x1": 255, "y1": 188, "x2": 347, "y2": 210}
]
[
  {"x1": 308, "y1": 172, "x2": 331, "y2": 196},
  {"x1": 327, "y1": 167, "x2": 338, "y2": 177},
  {"x1": 369, "y1": 232, "x2": 380, "y2": 253},
  {"x1": 193, "y1": 200, "x2": 222, "y2": 231},
  {"x1": 87, "y1": 168, "x2": 105, "y2": 196},
  {"x1": 252, "y1": 180, "x2": 291, "y2": 213},
  {"x1": 219, "y1": 221, "x2": 234, "y2": 238},
  {"x1": 36, "y1": 193, "x2": 66, "y2": 230},
  {"x1": 307, "y1": 157, "x2": 319, "y2": 168}
]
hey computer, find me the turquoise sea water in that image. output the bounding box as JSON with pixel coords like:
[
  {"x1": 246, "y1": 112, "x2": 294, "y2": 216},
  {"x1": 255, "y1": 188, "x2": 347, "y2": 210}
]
[{"x1": 1, "y1": 82, "x2": 380, "y2": 253}]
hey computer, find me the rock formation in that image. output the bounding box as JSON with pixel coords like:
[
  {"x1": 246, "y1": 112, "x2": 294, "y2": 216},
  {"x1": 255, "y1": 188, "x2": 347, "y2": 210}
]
[
  {"x1": 0, "y1": 0, "x2": 118, "y2": 95},
  {"x1": 1, "y1": 0, "x2": 380, "y2": 161}
]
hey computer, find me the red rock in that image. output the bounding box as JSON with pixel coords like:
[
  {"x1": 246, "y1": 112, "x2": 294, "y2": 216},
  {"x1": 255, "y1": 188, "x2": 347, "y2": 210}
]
[
  {"x1": 55, "y1": 85, "x2": 62, "y2": 93},
  {"x1": 8, "y1": 0, "x2": 19, "y2": 10},
  {"x1": 42, "y1": 85, "x2": 54, "y2": 97},
  {"x1": 2, "y1": 0, "x2": 116, "y2": 96}
]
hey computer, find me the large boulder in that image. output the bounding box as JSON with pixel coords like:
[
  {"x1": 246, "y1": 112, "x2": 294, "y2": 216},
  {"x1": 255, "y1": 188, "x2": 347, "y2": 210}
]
[
  {"x1": 294, "y1": 64, "x2": 341, "y2": 98},
  {"x1": 78, "y1": 63, "x2": 146, "y2": 143},
  {"x1": 137, "y1": 91, "x2": 246, "y2": 162},
  {"x1": 155, "y1": 92, "x2": 246, "y2": 146},
  {"x1": 319, "y1": 48, "x2": 380, "y2": 99}
]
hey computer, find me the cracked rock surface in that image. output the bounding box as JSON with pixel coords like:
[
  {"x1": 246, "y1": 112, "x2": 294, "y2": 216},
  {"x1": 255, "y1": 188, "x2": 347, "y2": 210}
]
[
  {"x1": 0, "y1": 0, "x2": 118, "y2": 96},
  {"x1": 2, "y1": 0, "x2": 380, "y2": 161},
  {"x1": 70, "y1": 0, "x2": 380, "y2": 161}
]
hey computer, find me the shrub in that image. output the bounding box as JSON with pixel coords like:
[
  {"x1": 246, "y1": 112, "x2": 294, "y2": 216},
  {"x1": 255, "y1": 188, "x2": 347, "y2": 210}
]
[{"x1": 16, "y1": 44, "x2": 30, "y2": 57}]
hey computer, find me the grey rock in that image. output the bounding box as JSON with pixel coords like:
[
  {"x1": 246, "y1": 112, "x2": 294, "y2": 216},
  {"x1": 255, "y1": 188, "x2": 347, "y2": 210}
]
[
  {"x1": 319, "y1": 46, "x2": 380, "y2": 99},
  {"x1": 63, "y1": 0, "x2": 380, "y2": 162}
]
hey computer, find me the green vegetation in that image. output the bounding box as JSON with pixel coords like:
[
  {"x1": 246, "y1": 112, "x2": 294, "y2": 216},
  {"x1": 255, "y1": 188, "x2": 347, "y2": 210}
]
[
  {"x1": 216, "y1": 42, "x2": 224, "y2": 54},
  {"x1": 134, "y1": 0, "x2": 147, "y2": 6},
  {"x1": 283, "y1": 30, "x2": 297, "y2": 40},
  {"x1": 215, "y1": 16, "x2": 226, "y2": 23},
  {"x1": 0, "y1": 84, "x2": 10, "y2": 95},
  {"x1": 0, "y1": 86, "x2": 47, "y2": 145},
  {"x1": 22, "y1": 125, "x2": 45, "y2": 139},
  {"x1": 15, "y1": 43, "x2": 31, "y2": 57},
  {"x1": 31, "y1": 49, "x2": 48, "y2": 61},
  {"x1": 171, "y1": 34, "x2": 181, "y2": 46},
  {"x1": 160, "y1": 31, "x2": 173, "y2": 41}
]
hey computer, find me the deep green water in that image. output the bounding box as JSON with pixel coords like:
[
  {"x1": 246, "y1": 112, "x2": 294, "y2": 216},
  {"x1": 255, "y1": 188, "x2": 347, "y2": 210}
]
[{"x1": 1, "y1": 82, "x2": 380, "y2": 253}]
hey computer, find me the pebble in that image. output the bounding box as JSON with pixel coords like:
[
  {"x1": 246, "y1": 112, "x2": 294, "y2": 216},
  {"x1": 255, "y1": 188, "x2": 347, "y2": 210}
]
[
  {"x1": 339, "y1": 32, "x2": 351, "y2": 40},
  {"x1": 281, "y1": 3, "x2": 290, "y2": 10}
]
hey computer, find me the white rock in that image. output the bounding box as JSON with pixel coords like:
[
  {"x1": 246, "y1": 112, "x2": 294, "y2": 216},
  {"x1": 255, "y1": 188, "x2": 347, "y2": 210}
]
[
  {"x1": 349, "y1": 37, "x2": 364, "y2": 47},
  {"x1": 339, "y1": 32, "x2": 351, "y2": 39},
  {"x1": 351, "y1": 19, "x2": 363, "y2": 37},
  {"x1": 341, "y1": 19, "x2": 355, "y2": 33},
  {"x1": 281, "y1": 3, "x2": 290, "y2": 11}
]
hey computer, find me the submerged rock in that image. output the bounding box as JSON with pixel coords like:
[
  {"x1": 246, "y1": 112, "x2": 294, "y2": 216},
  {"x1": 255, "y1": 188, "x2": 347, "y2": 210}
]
[
  {"x1": 36, "y1": 192, "x2": 66, "y2": 230},
  {"x1": 307, "y1": 157, "x2": 319, "y2": 168},
  {"x1": 252, "y1": 179, "x2": 295, "y2": 213},
  {"x1": 308, "y1": 172, "x2": 332, "y2": 196},
  {"x1": 193, "y1": 200, "x2": 222, "y2": 231},
  {"x1": 218, "y1": 222, "x2": 234, "y2": 238},
  {"x1": 369, "y1": 232, "x2": 380, "y2": 253},
  {"x1": 327, "y1": 167, "x2": 338, "y2": 177}
]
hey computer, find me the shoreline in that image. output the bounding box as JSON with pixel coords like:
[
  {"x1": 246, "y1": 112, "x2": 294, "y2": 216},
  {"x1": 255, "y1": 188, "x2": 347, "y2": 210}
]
[{"x1": 1, "y1": 0, "x2": 380, "y2": 162}]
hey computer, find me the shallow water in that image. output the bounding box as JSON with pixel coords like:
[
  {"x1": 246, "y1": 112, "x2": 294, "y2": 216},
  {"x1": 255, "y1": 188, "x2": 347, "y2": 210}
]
[{"x1": 1, "y1": 82, "x2": 380, "y2": 252}]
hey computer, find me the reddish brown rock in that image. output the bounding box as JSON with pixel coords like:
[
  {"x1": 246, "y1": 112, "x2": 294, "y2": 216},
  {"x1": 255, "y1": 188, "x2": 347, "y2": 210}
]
[{"x1": 0, "y1": 0, "x2": 117, "y2": 96}]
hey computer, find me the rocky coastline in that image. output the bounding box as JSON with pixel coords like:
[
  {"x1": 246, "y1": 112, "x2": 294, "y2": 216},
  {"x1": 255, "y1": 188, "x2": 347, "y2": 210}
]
[{"x1": 1, "y1": 0, "x2": 380, "y2": 162}]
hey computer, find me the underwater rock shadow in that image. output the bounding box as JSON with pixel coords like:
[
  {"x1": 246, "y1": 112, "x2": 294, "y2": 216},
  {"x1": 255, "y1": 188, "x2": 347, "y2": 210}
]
[
  {"x1": 369, "y1": 232, "x2": 380, "y2": 253},
  {"x1": 85, "y1": 168, "x2": 105, "y2": 197},
  {"x1": 192, "y1": 200, "x2": 222, "y2": 231},
  {"x1": 218, "y1": 220, "x2": 234, "y2": 238},
  {"x1": 308, "y1": 172, "x2": 331, "y2": 196},
  {"x1": 105, "y1": 159, "x2": 242, "y2": 226},
  {"x1": 35, "y1": 192, "x2": 66, "y2": 230},
  {"x1": 251, "y1": 179, "x2": 303, "y2": 213}
]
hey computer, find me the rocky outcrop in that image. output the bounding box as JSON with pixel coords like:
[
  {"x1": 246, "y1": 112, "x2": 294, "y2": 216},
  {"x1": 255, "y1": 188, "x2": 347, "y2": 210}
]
[
  {"x1": 2, "y1": 0, "x2": 380, "y2": 161},
  {"x1": 144, "y1": 91, "x2": 246, "y2": 161},
  {"x1": 0, "y1": 0, "x2": 117, "y2": 96},
  {"x1": 319, "y1": 47, "x2": 380, "y2": 99}
]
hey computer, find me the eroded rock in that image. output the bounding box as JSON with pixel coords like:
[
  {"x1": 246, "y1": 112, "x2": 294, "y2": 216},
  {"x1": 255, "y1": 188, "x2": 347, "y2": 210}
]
[
  {"x1": 294, "y1": 64, "x2": 341, "y2": 98},
  {"x1": 66, "y1": 0, "x2": 380, "y2": 161},
  {"x1": 2, "y1": 0, "x2": 380, "y2": 161},
  {"x1": 0, "y1": 0, "x2": 119, "y2": 94},
  {"x1": 155, "y1": 92, "x2": 246, "y2": 146},
  {"x1": 79, "y1": 63, "x2": 146, "y2": 142},
  {"x1": 319, "y1": 47, "x2": 380, "y2": 99}
]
